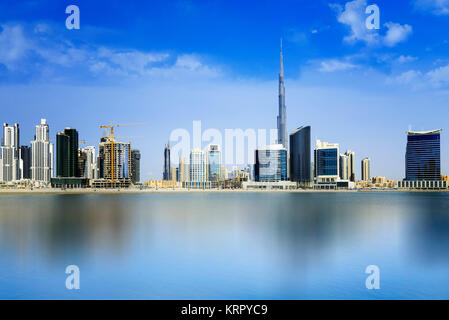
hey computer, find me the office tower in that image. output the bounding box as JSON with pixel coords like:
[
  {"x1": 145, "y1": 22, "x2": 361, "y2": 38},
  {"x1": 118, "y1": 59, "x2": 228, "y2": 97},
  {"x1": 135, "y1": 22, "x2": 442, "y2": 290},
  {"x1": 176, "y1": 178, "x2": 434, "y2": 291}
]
[
  {"x1": 20, "y1": 146, "x2": 31, "y2": 179},
  {"x1": 77, "y1": 149, "x2": 87, "y2": 178},
  {"x1": 131, "y1": 149, "x2": 141, "y2": 184},
  {"x1": 345, "y1": 150, "x2": 356, "y2": 182},
  {"x1": 314, "y1": 140, "x2": 339, "y2": 183},
  {"x1": 56, "y1": 128, "x2": 79, "y2": 177},
  {"x1": 406, "y1": 130, "x2": 441, "y2": 181},
  {"x1": 207, "y1": 144, "x2": 221, "y2": 182},
  {"x1": 171, "y1": 166, "x2": 177, "y2": 182},
  {"x1": 98, "y1": 139, "x2": 131, "y2": 181},
  {"x1": 254, "y1": 144, "x2": 287, "y2": 182},
  {"x1": 189, "y1": 149, "x2": 207, "y2": 182},
  {"x1": 361, "y1": 158, "x2": 371, "y2": 181},
  {"x1": 220, "y1": 166, "x2": 228, "y2": 180},
  {"x1": 163, "y1": 142, "x2": 171, "y2": 180},
  {"x1": 31, "y1": 119, "x2": 53, "y2": 182},
  {"x1": 339, "y1": 154, "x2": 349, "y2": 180},
  {"x1": 83, "y1": 146, "x2": 96, "y2": 179},
  {"x1": 0, "y1": 123, "x2": 20, "y2": 181},
  {"x1": 179, "y1": 156, "x2": 187, "y2": 183},
  {"x1": 277, "y1": 39, "x2": 287, "y2": 149},
  {"x1": 289, "y1": 126, "x2": 311, "y2": 183}
]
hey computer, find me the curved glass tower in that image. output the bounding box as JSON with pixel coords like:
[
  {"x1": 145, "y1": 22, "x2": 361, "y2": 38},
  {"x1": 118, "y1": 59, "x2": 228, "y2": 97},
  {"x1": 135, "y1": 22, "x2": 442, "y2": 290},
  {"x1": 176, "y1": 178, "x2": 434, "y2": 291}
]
[{"x1": 406, "y1": 130, "x2": 441, "y2": 181}]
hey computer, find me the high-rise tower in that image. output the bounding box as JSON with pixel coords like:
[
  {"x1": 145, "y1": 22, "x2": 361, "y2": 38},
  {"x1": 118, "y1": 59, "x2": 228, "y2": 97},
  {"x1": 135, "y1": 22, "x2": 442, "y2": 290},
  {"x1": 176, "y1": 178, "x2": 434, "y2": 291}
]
[{"x1": 277, "y1": 39, "x2": 287, "y2": 149}]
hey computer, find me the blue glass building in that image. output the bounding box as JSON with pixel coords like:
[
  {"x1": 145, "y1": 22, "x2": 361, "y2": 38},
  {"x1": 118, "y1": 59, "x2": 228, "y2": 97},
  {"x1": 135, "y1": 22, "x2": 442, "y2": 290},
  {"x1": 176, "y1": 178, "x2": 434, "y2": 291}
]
[
  {"x1": 254, "y1": 145, "x2": 287, "y2": 182},
  {"x1": 314, "y1": 140, "x2": 339, "y2": 183},
  {"x1": 207, "y1": 144, "x2": 221, "y2": 182},
  {"x1": 406, "y1": 130, "x2": 441, "y2": 181},
  {"x1": 289, "y1": 126, "x2": 311, "y2": 183}
]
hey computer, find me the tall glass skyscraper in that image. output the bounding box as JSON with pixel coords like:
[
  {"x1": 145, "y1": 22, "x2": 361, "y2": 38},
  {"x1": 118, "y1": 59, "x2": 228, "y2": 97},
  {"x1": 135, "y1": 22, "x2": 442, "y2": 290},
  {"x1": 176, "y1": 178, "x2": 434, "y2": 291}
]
[
  {"x1": 289, "y1": 126, "x2": 311, "y2": 183},
  {"x1": 406, "y1": 130, "x2": 441, "y2": 181},
  {"x1": 163, "y1": 142, "x2": 171, "y2": 180},
  {"x1": 277, "y1": 39, "x2": 287, "y2": 149},
  {"x1": 254, "y1": 144, "x2": 287, "y2": 182},
  {"x1": 56, "y1": 128, "x2": 79, "y2": 177},
  {"x1": 207, "y1": 144, "x2": 221, "y2": 182}
]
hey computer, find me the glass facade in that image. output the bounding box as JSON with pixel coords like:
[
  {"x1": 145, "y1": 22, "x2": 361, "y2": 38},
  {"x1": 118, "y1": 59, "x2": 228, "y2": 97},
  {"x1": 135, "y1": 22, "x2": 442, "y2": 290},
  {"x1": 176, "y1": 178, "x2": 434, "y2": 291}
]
[
  {"x1": 289, "y1": 126, "x2": 311, "y2": 183},
  {"x1": 207, "y1": 145, "x2": 221, "y2": 182},
  {"x1": 254, "y1": 145, "x2": 287, "y2": 182},
  {"x1": 406, "y1": 130, "x2": 441, "y2": 181},
  {"x1": 315, "y1": 148, "x2": 338, "y2": 176}
]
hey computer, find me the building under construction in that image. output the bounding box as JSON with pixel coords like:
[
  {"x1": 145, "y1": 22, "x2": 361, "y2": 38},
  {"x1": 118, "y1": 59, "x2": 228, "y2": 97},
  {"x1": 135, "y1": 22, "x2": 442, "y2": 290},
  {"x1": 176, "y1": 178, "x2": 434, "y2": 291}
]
[{"x1": 92, "y1": 137, "x2": 132, "y2": 188}]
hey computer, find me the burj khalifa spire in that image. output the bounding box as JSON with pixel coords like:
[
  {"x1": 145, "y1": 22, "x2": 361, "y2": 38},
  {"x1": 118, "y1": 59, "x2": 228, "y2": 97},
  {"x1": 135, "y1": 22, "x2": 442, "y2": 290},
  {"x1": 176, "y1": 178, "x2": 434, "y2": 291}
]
[{"x1": 277, "y1": 38, "x2": 287, "y2": 148}]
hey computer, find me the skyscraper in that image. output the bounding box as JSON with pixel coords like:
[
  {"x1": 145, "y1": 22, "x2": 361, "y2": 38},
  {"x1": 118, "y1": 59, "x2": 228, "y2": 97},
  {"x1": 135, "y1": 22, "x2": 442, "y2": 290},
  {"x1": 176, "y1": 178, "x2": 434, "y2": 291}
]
[
  {"x1": 207, "y1": 144, "x2": 222, "y2": 182},
  {"x1": 31, "y1": 119, "x2": 53, "y2": 183},
  {"x1": 254, "y1": 144, "x2": 287, "y2": 182},
  {"x1": 361, "y1": 157, "x2": 371, "y2": 181},
  {"x1": 406, "y1": 130, "x2": 441, "y2": 181},
  {"x1": 289, "y1": 126, "x2": 311, "y2": 184},
  {"x1": 189, "y1": 149, "x2": 207, "y2": 182},
  {"x1": 163, "y1": 142, "x2": 171, "y2": 180},
  {"x1": 314, "y1": 140, "x2": 339, "y2": 183},
  {"x1": 131, "y1": 149, "x2": 141, "y2": 184},
  {"x1": 20, "y1": 146, "x2": 31, "y2": 179},
  {"x1": 179, "y1": 156, "x2": 187, "y2": 183},
  {"x1": 339, "y1": 154, "x2": 349, "y2": 180},
  {"x1": 0, "y1": 123, "x2": 21, "y2": 181},
  {"x1": 83, "y1": 146, "x2": 96, "y2": 179},
  {"x1": 98, "y1": 139, "x2": 131, "y2": 181},
  {"x1": 56, "y1": 128, "x2": 79, "y2": 178},
  {"x1": 345, "y1": 150, "x2": 356, "y2": 182},
  {"x1": 277, "y1": 39, "x2": 287, "y2": 149}
]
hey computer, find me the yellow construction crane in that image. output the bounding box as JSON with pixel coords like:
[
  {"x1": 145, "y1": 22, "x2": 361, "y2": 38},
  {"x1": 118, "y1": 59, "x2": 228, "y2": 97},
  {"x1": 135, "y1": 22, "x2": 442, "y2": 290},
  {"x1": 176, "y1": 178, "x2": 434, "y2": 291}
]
[{"x1": 99, "y1": 123, "x2": 145, "y2": 183}]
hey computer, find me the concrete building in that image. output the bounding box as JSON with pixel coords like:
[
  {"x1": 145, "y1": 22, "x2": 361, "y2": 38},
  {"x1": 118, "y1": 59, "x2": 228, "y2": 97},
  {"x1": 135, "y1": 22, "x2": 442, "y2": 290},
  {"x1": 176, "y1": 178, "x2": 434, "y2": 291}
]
[
  {"x1": 95, "y1": 138, "x2": 131, "y2": 188},
  {"x1": 0, "y1": 123, "x2": 21, "y2": 181},
  {"x1": 345, "y1": 150, "x2": 356, "y2": 182},
  {"x1": 187, "y1": 149, "x2": 210, "y2": 189},
  {"x1": 361, "y1": 157, "x2": 371, "y2": 181},
  {"x1": 83, "y1": 146, "x2": 97, "y2": 179},
  {"x1": 178, "y1": 156, "x2": 187, "y2": 183},
  {"x1": 339, "y1": 154, "x2": 349, "y2": 180},
  {"x1": 31, "y1": 119, "x2": 53, "y2": 183}
]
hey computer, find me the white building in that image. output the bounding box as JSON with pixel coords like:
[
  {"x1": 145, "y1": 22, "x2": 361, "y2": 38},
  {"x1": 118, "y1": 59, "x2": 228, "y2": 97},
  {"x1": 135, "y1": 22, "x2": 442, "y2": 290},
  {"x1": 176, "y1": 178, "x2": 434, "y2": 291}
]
[
  {"x1": 361, "y1": 157, "x2": 371, "y2": 181},
  {"x1": 83, "y1": 146, "x2": 97, "y2": 179},
  {"x1": 345, "y1": 150, "x2": 356, "y2": 182},
  {"x1": 189, "y1": 148, "x2": 207, "y2": 182},
  {"x1": 0, "y1": 123, "x2": 21, "y2": 181},
  {"x1": 31, "y1": 119, "x2": 53, "y2": 183}
]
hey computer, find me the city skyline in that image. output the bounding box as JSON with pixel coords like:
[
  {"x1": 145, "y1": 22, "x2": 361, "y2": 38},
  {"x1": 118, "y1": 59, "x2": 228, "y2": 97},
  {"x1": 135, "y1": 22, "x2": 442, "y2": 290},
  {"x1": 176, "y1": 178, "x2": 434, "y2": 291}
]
[{"x1": 1, "y1": 1, "x2": 449, "y2": 181}]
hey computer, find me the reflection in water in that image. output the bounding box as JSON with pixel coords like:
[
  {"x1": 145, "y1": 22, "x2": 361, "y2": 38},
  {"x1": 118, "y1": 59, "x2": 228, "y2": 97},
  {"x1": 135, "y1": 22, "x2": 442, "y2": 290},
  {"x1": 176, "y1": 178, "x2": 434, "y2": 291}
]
[{"x1": 0, "y1": 192, "x2": 448, "y2": 299}]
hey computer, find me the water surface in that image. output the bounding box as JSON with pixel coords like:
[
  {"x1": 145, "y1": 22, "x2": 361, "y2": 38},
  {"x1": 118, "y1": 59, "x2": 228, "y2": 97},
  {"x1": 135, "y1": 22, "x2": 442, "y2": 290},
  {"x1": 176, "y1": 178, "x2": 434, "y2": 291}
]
[{"x1": 0, "y1": 192, "x2": 448, "y2": 299}]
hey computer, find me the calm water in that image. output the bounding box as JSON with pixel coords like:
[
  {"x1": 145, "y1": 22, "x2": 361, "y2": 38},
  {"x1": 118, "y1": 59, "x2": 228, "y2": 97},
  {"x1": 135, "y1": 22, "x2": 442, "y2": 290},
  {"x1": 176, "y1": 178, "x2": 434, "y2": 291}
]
[{"x1": 0, "y1": 192, "x2": 448, "y2": 299}]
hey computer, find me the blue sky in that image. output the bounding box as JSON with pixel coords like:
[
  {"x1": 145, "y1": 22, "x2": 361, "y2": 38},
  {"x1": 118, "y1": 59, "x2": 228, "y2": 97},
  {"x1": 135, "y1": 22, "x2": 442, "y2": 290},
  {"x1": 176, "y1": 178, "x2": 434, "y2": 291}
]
[{"x1": 1, "y1": 0, "x2": 449, "y2": 180}]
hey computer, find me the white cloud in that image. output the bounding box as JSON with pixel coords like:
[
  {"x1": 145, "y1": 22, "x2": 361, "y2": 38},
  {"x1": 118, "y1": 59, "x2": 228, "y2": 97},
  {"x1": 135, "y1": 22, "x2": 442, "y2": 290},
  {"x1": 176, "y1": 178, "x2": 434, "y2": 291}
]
[
  {"x1": 413, "y1": 0, "x2": 449, "y2": 15},
  {"x1": 397, "y1": 55, "x2": 417, "y2": 64},
  {"x1": 319, "y1": 59, "x2": 358, "y2": 72},
  {"x1": 383, "y1": 22, "x2": 413, "y2": 47},
  {"x1": 387, "y1": 70, "x2": 422, "y2": 85},
  {"x1": 333, "y1": 0, "x2": 412, "y2": 47},
  {"x1": 0, "y1": 24, "x2": 29, "y2": 70},
  {"x1": 333, "y1": 0, "x2": 379, "y2": 45},
  {"x1": 0, "y1": 23, "x2": 221, "y2": 81},
  {"x1": 427, "y1": 64, "x2": 449, "y2": 86}
]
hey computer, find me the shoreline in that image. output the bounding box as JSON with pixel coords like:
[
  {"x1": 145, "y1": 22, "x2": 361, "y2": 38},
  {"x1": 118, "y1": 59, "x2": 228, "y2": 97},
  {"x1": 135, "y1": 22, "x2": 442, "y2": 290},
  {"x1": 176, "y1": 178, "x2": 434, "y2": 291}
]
[{"x1": 1, "y1": 188, "x2": 448, "y2": 195}]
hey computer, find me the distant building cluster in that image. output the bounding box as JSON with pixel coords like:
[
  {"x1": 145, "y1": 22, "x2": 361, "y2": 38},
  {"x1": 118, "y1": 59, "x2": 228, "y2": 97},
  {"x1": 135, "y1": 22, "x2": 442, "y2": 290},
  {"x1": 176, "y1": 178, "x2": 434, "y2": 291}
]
[
  {"x1": 0, "y1": 119, "x2": 141, "y2": 189},
  {"x1": 1, "y1": 43, "x2": 447, "y2": 191}
]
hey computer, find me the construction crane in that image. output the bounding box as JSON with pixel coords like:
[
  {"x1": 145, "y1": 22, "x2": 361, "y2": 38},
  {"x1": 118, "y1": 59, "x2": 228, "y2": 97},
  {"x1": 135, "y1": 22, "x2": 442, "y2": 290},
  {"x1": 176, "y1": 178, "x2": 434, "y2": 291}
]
[{"x1": 99, "y1": 123, "x2": 145, "y2": 183}]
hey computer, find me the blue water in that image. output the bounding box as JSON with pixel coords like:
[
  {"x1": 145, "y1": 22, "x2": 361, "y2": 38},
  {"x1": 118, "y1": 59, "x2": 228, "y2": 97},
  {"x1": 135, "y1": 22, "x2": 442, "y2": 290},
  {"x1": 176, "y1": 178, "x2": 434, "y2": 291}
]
[{"x1": 0, "y1": 192, "x2": 448, "y2": 299}]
